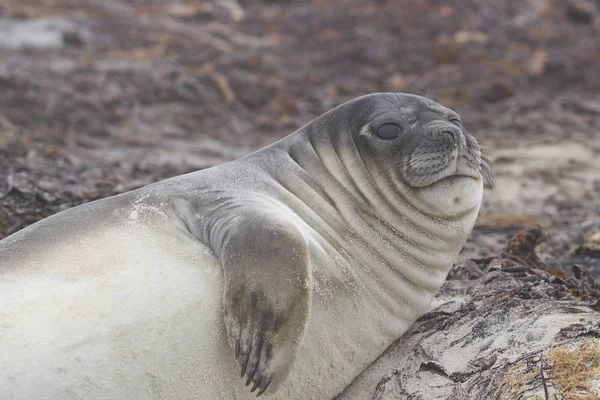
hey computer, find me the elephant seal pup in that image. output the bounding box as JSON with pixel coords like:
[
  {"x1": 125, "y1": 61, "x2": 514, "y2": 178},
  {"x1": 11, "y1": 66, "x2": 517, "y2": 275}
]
[{"x1": 0, "y1": 93, "x2": 490, "y2": 399}]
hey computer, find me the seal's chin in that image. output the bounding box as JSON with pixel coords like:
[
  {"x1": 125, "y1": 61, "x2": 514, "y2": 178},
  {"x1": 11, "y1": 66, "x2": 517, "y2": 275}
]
[{"x1": 409, "y1": 174, "x2": 484, "y2": 218}]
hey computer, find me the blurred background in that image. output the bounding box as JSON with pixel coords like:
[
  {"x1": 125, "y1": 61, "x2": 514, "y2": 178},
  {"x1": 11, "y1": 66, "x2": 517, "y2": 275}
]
[{"x1": 0, "y1": 0, "x2": 599, "y2": 268}]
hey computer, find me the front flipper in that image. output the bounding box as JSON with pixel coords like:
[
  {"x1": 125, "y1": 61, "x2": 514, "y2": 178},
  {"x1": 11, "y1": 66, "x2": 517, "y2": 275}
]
[{"x1": 218, "y1": 211, "x2": 311, "y2": 396}]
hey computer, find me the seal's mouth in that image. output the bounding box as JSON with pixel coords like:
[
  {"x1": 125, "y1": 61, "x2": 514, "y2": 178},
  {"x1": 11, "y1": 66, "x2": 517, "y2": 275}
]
[
  {"x1": 405, "y1": 164, "x2": 479, "y2": 188},
  {"x1": 445, "y1": 171, "x2": 480, "y2": 182}
]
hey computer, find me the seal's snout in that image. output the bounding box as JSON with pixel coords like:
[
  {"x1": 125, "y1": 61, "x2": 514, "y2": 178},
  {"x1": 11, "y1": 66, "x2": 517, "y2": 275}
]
[{"x1": 396, "y1": 123, "x2": 483, "y2": 188}]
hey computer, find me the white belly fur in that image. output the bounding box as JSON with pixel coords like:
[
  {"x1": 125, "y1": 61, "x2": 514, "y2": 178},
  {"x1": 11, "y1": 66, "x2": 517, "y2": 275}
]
[
  {"x1": 0, "y1": 208, "x2": 419, "y2": 400},
  {"x1": 1, "y1": 213, "x2": 230, "y2": 399}
]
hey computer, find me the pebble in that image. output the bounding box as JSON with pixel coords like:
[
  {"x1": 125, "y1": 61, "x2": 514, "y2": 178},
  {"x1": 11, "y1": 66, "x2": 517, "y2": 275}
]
[
  {"x1": 566, "y1": 0, "x2": 596, "y2": 24},
  {"x1": 483, "y1": 79, "x2": 515, "y2": 103}
]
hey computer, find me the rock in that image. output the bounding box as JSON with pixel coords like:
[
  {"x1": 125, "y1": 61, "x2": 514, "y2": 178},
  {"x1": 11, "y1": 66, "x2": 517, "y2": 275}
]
[
  {"x1": 334, "y1": 83, "x2": 356, "y2": 95},
  {"x1": 528, "y1": 48, "x2": 548, "y2": 76},
  {"x1": 501, "y1": 225, "x2": 546, "y2": 269},
  {"x1": 339, "y1": 257, "x2": 600, "y2": 399},
  {"x1": 562, "y1": 99, "x2": 600, "y2": 115},
  {"x1": 0, "y1": 17, "x2": 92, "y2": 50},
  {"x1": 319, "y1": 29, "x2": 339, "y2": 41},
  {"x1": 278, "y1": 98, "x2": 299, "y2": 113},
  {"x1": 432, "y1": 34, "x2": 460, "y2": 64},
  {"x1": 62, "y1": 31, "x2": 85, "y2": 48},
  {"x1": 166, "y1": 4, "x2": 211, "y2": 19},
  {"x1": 572, "y1": 235, "x2": 600, "y2": 259},
  {"x1": 483, "y1": 78, "x2": 515, "y2": 102},
  {"x1": 562, "y1": 231, "x2": 600, "y2": 273},
  {"x1": 566, "y1": 0, "x2": 596, "y2": 24},
  {"x1": 438, "y1": 6, "x2": 454, "y2": 18},
  {"x1": 588, "y1": 232, "x2": 600, "y2": 244},
  {"x1": 277, "y1": 114, "x2": 295, "y2": 127},
  {"x1": 386, "y1": 74, "x2": 408, "y2": 91},
  {"x1": 454, "y1": 30, "x2": 488, "y2": 45}
]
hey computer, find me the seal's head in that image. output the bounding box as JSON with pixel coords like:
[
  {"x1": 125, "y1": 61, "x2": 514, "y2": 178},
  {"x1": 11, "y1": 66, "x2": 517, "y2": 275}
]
[{"x1": 331, "y1": 92, "x2": 492, "y2": 218}]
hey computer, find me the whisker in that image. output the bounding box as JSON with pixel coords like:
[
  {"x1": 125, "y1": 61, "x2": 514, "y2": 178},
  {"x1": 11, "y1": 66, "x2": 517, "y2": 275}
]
[
  {"x1": 383, "y1": 92, "x2": 404, "y2": 115},
  {"x1": 478, "y1": 144, "x2": 495, "y2": 188},
  {"x1": 392, "y1": 92, "x2": 405, "y2": 109},
  {"x1": 381, "y1": 93, "x2": 402, "y2": 113}
]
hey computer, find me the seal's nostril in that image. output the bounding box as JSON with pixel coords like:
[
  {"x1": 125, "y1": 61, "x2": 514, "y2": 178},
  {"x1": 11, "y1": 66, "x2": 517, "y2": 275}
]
[{"x1": 442, "y1": 130, "x2": 457, "y2": 145}]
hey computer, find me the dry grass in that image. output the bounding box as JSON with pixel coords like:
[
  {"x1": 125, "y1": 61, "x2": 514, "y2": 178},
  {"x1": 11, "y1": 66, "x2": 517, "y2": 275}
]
[
  {"x1": 498, "y1": 339, "x2": 600, "y2": 399},
  {"x1": 546, "y1": 339, "x2": 600, "y2": 400},
  {"x1": 498, "y1": 356, "x2": 544, "y2": 400}
]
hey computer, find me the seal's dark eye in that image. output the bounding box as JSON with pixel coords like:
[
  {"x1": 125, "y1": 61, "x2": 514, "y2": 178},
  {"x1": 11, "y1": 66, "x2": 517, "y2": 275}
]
[
  {"x1": 376, "y1": 123, "x2": 401, "y2": 140},
  {"x1": 450, "y1": 118, "x2": 464, "y2": 128}
]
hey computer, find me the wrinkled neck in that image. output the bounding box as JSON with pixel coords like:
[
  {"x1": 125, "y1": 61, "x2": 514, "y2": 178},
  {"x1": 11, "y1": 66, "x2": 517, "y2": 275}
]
[
  {"x1": 271, "y1": 128, "x2": 480, "y2": 257},
  {"x1": 251, "y1": 129, "x2": 481, "y2": 320}
]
